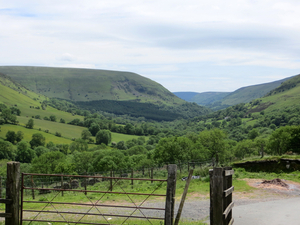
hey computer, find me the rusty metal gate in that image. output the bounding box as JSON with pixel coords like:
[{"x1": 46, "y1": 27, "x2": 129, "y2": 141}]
[{"x1": 20, "y1": 165, "x2": 177, "y2": 225}]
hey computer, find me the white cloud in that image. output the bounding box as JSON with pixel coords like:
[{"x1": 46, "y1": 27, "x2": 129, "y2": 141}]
[{"x1": 1, "y1": 0, "x2": 300, "y2": 92}]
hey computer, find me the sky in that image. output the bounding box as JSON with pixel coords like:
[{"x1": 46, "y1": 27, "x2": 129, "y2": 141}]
[{"x1": 1, "y1": 0, "x2": 300, "y2": 93}]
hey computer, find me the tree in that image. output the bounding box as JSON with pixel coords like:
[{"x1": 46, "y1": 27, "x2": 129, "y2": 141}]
[
  {"x1": 248, "y1": 128, "x2": 259, "y2": 140},
  {"x1": 0, "y1": 104, "x2": 7, "y2": 112},
  {"x1": 81, "y1": 129, "x2": 92, "y2": 140},
  {"x1": 124, "y1": 123, "x2": 135, "y2": 134},
  {"x1": 116, "y1": 141, "x2": 127, "y2": 150},
  {"x1": 154, "y1": 136, "x2": 188, "y2": 165},
  {"x1": 46, "y1": 141, "x2": 59, "y2": 151},
  {"x1": 255, "y1": 137, "x2": 268, "y2": 158},
  {"x1": 29, "y1": 133, "x2": 46, "y2": 149},
  {"x1": 198, "y1": 129, "x2": 227, "y2": 164},
  {"x1": 95, "y1": 130, "x2": 111, "y2": 145},
  {"x1": 73, "y1": 151, "x2": 93, "y2": 174},
  {"x1": 26, "y1": 118, "x2": 34, "y2": 129},
  {"x1": 92, "y1": 150, "x2": 126, "y2": 172},
  {"x1": 89, "y1": 122, "x2": 100, "y2": 136},
  {"x1": 16, "y1": 141, "x2": 36, "y2": 163},
  {"x1": 69, "y1": 139, "x2": 88, "y2": 153},
  {"x1": 267, "y1": 126, "x2": 291, "y2": 155},
  {"x1": 127, "y1": 146, "x2": 147, "y2": 156},
  {"x1": 289, "y1": 126, "x2": 300, "y2": 153},
  {"x1": 0, "y1": 108, "x2": 17, "y2": 124},
  {"x1": 0, "y1": 140, "x2": 16, "y2": 160},
  {"x1": 31, "y1": 151, "x2": 66, "y2": 174},
  {"x1": 56, "y1": 144, "x2": 69, "y2": 155},
  {"x1": 234, "y1": 139, "x2": 256, "y2": 159},
  {"x1": 34, "y1": 146, "x2": 49, "y2": 157},
  {"x1": 10, "y1": 107, "x2": 21, "y2": 116},
  {"x1": 49, "y1": 115, "x2": 57, "y2": 122},
  {"x1": 16, "y1": 131, "x2": 24, "y2": 142},
  {"x1": 6, "y1": 131, "x2": 16, "y2": 143}
]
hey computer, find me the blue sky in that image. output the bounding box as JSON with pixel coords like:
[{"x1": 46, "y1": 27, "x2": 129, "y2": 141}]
[{"x1": 1, "y1": 0, "x2": 300, "y2": 92}]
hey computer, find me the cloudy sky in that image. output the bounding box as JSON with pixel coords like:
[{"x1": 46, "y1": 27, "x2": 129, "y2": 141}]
[{"x1": 1, "y1": 0, "x2": 300, "y2": 92}]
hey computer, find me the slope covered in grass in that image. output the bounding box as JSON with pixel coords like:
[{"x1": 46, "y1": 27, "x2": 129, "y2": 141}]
[
  {"x1": 0, "y1": 66, "x2": 184, "y2": 105},
  {"x1": 207, "y1": 76, "x2": 294, "y2": 110}
]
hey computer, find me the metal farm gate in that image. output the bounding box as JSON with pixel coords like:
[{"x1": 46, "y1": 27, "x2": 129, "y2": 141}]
[{"x1": 20, "y1": 165, "x2": 177, "y2": 225}]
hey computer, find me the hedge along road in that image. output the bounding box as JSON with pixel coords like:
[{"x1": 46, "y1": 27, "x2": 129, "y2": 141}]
[{"x1": 233, "y1": 197, "x2": 300, "y2": 225}]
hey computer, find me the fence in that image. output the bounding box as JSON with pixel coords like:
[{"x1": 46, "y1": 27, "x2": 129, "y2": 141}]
[
  {"x1": 0, "y1": 162, "x2": 178, "y2": 225},
  {"x1": 209, "y1": 167, "x2": 234, "y2": 225},
  {"x1": 0, "y1": 161, "x2": 20, "y2": 225}
]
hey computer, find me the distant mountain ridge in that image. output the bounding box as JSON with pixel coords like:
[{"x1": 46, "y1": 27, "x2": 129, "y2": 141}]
[
  {"x1": 0, "y1": 66, "x2": 211, "y2": 121},
  {"x1": 174, "y1": 75, "x2": 295, "y2": 110},
  {"x1": 172, "y1": 92, "x2": 199, "y2": 101}
]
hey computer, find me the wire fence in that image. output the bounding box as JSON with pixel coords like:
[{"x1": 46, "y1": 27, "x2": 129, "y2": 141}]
[{"x1": 0, "y1": 159, "x2": 213, "y2": 197}]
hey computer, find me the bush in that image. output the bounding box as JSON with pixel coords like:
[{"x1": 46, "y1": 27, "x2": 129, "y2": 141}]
[
  {"x1": 55, "y1": 132, "x2": 62, "y2": 137},
  {"x1": 194, "y1": 167, "x2": 210, "y2": 177}
]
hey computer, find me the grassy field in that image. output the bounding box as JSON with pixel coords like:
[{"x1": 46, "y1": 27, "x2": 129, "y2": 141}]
[
  {"x1": 0, "y1": 80, "x2": 84, "y2": 124},
  {"x1": 0, "y1": 124, "x2": 74, "y2": 145},
  {"x1": 0, "y1": 121, "x2": 148, "y2": 146}
]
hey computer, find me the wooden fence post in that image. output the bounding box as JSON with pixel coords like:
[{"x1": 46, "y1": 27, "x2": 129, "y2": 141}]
[
  {"x1": 6, "y1": 161, "x2": 20, "y2": 225},
  {"x1": 210, "y1": 167, "x2": 224, "y2": 225},
  {"x1": 61, "y1": 175, "x2": 64, "y2": 197},
  {"x1": 31, "y1": 175, "x2": 35, "y2": 200},
  {"x1": 209, "y1": 169, "x2": 213, "y2": 225},
  {"x1": 174, "y1": 169, "x2": 193, "y2": 225},
  {"x1": 164, "y1": 164, "x2": 177, "y2": 225},
  {"x1": 151, "y1": 168, "x2": 153, "y2": 183},
  {"x1": 210, "y1": 167, "x2": 234, "y2": 225},
  {"x1": 224, "y1": 167, "x2": 234, "y2": 225},
  {"x1": 0, "y1": 176, "x2": 2, "y2": 199},
  {"x1": 110, "y1": 170, "x2": 113, "y2": 191}
]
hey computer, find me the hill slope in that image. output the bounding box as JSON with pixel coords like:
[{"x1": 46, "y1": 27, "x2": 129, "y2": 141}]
[
  {"x1": 0, "y1": 66, "x2": 183, "y2": 105},
  {"x1": 172, "y1": 92, "x2": 199, "y2": 101},
  {"x1": 0, "y1": 66, "x2": 211, "y2": 120},
  {"x1": 190, "y1": 92, "x2": 230, "y2": 105},
  {"x1": 258, "y1": 74, "x2": 300, "y2": 112},
  {"x1": 207, "y1": 76, "x2": 294, "y2": 110}
]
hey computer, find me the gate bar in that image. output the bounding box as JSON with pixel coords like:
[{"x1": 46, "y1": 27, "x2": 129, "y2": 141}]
[
  {"x1": 22, "y1": 173, "x2": 167, "y2": 181},
  {"x1": 23, "y1": 200, "x2": 165, "y2": 210},
  {"x1": 23, "y1": 186, "x2": 166, "y2": 196},
  {"x1": 23, "y1": 210, "x2": 164, "y2": 220}
]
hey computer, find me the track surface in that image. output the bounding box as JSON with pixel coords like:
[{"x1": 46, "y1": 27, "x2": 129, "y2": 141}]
[{"x1": 234, "y1": 197, "x2": 300, "y2": 225}]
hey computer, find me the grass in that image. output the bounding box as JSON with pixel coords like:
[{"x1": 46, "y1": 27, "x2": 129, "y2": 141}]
[
  {"x1": 0, "y1": 124, "x2": 73, "y2": 145},
  {"x1": 0, "y1": 121, "x2": 149, "y2": 146},
  {"x1": 17, "y1": 117, "x2": 87, "y2": 140},
  {"x1": 233, "y1": 167, "x2": 300, "y2": 183},
  {"x1": 0, "y1": 66, "x2": 185, "y2": 105}
]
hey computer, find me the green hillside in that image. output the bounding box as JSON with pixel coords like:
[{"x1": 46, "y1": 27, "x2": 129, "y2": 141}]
[
  {"x1": 0, "y1": 66, "x2": 211, "y2": 120},
  {"x1": 172, "y1": 92, "x2": 199, "y2": 101},
  {"x1": 0, "y1": 66, "x2": 183, "y2": 105},
  {"x1": 257, "y1": 74, "x2": 300, "y2": 112},
  {"x1": 0, "y1": 74, "x2": 144, "y2": 145},
  {"x1": 207, "y1": 76, "x2": 293, "y2": 110},
  {"x1": 190, "y1": 92, "x2": 230, "y2": 105}
]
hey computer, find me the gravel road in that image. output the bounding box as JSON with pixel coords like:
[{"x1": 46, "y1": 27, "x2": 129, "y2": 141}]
[{"x1": 234, "y1": 197, "x2": 300, "y2": 225}]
